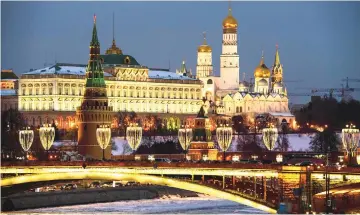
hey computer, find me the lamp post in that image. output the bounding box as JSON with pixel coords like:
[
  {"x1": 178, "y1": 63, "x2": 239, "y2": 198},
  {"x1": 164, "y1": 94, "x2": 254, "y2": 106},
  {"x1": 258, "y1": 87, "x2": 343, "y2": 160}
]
[
  {"x1": 315, "y1": 125, "x2": 331, "y2": 214},
  {"x1": 262, "y1": 125, "x2": 278, "y2": 151},
  {"x1": 96, "y1": 124, "x2": 111, "y2": 161},
  {"x1": 342, "y1": 123, "x2": 359, "y2": 165},
  {"x1": 19, "y1": 127, "x2": 34, "y2": 161},
  {"x1": 216, "y1": 124, "x2": 233, "y2": 162},
  {"x1": 126, "y1": 123, "x2": 142, "y2": 160},
  {"x1": 39, "y1": 124, "x2": 55, "y2": 161},
  {"x1": 178, "y1": 124, "x2": 193, "y2": 160}
]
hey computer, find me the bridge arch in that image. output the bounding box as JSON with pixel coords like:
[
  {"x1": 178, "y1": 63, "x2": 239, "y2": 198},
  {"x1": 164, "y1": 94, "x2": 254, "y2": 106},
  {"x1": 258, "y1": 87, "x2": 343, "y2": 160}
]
[{"x1": 1, "y1": 172, "x2": 276, "y2": 213}]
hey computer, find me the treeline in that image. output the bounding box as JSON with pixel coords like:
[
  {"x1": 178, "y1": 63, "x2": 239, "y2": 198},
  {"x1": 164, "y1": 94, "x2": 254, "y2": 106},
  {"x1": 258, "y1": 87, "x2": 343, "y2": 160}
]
[{"x1": 295, "y1": 97, "x2": 360, "y2": 129}]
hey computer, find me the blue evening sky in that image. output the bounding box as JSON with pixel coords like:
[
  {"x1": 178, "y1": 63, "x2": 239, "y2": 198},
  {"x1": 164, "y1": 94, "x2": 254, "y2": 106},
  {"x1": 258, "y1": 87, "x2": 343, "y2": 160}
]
[{"x1": 2, "y1": 1, "x2": 360, "y2": 103}]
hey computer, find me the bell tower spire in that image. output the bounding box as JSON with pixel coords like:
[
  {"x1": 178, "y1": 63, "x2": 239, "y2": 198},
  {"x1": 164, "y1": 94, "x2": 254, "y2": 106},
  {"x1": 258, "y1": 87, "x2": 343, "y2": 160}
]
[{"x1": 220, "y1": 1, "x2": 239, "y2": 90}]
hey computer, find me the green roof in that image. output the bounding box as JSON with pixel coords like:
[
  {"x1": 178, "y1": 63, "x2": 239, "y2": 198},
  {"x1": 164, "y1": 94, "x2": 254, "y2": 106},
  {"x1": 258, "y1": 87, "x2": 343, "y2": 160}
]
[
  {"x1": 1, "y1": 70, "x2": 18, "y2": 80},
  {"x1": 100, "y1": 54, "x2": 140, "y2": 66},
  {"x1": 197, "y1": 106, "x2": 208, "y2": 118}
]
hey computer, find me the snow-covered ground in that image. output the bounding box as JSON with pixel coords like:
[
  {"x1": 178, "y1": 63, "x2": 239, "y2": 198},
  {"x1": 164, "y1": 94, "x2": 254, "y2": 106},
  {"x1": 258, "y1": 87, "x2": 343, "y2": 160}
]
[
  {"x1": 22, "y1": 195, "x2": 265, "y2": 214},
  {"x1": 112, "y1": 133, "x2": 317, "y2": 155}
]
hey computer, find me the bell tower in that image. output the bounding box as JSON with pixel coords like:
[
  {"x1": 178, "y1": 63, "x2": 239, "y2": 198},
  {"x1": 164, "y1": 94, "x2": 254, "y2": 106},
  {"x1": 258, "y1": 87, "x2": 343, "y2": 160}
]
[
  {"x1": 219, "y1": 3, "x2": 240, "y2": 90},
  {"x1": 77, "y1": 15, "x2": 114, "y2": 160}
]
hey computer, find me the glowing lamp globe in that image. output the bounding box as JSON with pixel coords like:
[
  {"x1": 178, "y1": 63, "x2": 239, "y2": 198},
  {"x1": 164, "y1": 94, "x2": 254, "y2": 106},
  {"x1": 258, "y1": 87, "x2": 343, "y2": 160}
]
[
  {"x1": 19, "y1": 127, "x2": 34, "y2": 159},
  {"x1": 126, "y1": 123, "x2": 143, "y2": 152},
  {"x1": 39, "y1": 124, "x2": 55, "y2": 151},
  {"x1": 262, "y1": 127, "x2": 278, "y2": 151},
  {"x1": 178, "y1": 126, "x2": 193, "y2": 151},
  {"x1": 96, "y1": 125, "x2": 111, "y2": 160}
]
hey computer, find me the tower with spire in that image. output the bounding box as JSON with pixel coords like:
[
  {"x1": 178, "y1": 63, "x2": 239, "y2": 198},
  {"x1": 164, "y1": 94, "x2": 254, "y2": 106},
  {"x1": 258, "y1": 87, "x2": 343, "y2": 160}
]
[
  {"x1": 105, "y1": 13, "x2": 122, "y2": 55},
  {"x1": 76, "y1": 15, "x2": 114, "y2": 160},
  {"x1": 219, "y1": 2, "x2": 240, "y2": 90},
  {"x1": 196, "y1": 32, "x2": 213, "y2": 78},
  {"x1": 271, "y1": 44, "x2": 284, "y2": 94},
  {"x1": 176, "y1": 61, "x2": 193, "y2": 78},
  {"x1": 187, "y1": 104, "x2": 218, "y2": 161}
]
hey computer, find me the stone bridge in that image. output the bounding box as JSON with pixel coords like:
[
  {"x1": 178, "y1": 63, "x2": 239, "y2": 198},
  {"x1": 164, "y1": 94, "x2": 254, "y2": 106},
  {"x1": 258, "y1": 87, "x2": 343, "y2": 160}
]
[{"x1": 1, "y1": 162, "x2": 360, "y2": 213}]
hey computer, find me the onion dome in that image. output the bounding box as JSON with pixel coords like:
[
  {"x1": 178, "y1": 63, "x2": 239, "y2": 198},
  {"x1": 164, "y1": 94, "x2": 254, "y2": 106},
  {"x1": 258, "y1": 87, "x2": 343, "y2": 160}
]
[
  {"x1": 254, "y1": 52, "x2": 271, "y2": 78},
  {"x1": 274, "y1": 82, "x2": 283, "y2": 88},
  {"x1": 222, "y1": 7, "x2": 238, "y2": 33},
  {"x1": 239, "y1": 81, "x2": 249, "y2": 88},
  {"x1": 258, "y1": 79, "x2": 268, "y2": 86},
  {"x1": 198, "y1": 32, "x2": 212, "y2": 53}
]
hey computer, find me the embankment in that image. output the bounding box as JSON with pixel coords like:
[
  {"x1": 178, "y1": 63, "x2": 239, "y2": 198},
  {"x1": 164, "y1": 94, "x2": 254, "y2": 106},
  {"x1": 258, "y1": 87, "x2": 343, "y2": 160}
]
[{"x1": 1, "y1": 186, "x2": 198, "y2": 211}]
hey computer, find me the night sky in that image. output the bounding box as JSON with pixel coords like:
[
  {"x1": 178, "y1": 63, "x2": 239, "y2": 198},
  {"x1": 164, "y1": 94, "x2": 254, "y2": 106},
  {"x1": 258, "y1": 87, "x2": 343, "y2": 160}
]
[{"x1": 2, "y1": 1, "x2": 360, "y2": 103}]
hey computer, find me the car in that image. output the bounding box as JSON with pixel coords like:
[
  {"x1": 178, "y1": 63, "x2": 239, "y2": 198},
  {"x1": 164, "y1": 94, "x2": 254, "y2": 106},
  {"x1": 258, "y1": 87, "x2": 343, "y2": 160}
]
[
  {"x1": 90, "y1": 181, "x2": 101, "y2": 188},
  {"x1": 154, "y1": 158, "x2": 171, "y2": 163},
  {"x1": 248, "y1": 160, "x2": 263, "y2": 165},
  {"x1": 297, "y1": 161, "x2": 314, "y2": 166},
  {"x1": 62, "y1": 183, "x2": 77, "y2": 190}
]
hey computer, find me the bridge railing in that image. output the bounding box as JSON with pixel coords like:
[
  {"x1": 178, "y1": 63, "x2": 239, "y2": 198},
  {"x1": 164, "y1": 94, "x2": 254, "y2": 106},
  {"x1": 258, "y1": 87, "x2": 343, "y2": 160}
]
[{"x1": 0, "y1": 161, "x2": 282, "y2": 170}]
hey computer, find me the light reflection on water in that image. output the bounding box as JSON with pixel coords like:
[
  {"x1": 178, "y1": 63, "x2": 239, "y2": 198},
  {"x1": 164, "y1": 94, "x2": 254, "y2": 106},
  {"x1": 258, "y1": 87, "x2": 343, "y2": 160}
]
[{"x1": 22, "y1": 195, "x2": 266, "y2": 214}]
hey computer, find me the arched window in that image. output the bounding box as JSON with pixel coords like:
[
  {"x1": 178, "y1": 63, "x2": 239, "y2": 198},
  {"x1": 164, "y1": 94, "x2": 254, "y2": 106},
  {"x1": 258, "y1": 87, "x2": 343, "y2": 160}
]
[{"x1": 207, "y1": 79, "x2": 213, "y2": 84}]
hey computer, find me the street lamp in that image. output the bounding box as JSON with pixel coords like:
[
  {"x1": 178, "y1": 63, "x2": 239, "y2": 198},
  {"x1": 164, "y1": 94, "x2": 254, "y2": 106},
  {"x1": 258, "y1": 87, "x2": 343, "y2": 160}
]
[
  {"x1": 216, "y1": 124, "x2": 233, "y2": 162},
  {"x1": 178, "y1": 124, "x2": 193, "y2": 160},
  {"x1": 126, "y1": 123, "x2": 142, "y2": 159},
  {"x1": 342, "y1": 124, "x2": 359, "y2": 165},
  {"x1": 19, "y1": 127, "x2": 34, "y2": 161},
  {"x1": 276, "y1": 154, "x2": 283, "y2": 163},
  {"x1": 262, "y1": 125, "x2": 278, "y2": 151},
  {"x1": 96, "y1": 124, "x2": 111, "y2": 161},
  {"x1": 39, "y1": 124, "x2": 55, "y2": 160}
]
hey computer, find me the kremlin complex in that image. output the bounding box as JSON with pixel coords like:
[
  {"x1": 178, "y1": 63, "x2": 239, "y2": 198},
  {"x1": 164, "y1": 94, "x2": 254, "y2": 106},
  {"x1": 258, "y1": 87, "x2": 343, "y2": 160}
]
[{"x1": 1, "y1": 6, "x2": 294, "y2": 134}]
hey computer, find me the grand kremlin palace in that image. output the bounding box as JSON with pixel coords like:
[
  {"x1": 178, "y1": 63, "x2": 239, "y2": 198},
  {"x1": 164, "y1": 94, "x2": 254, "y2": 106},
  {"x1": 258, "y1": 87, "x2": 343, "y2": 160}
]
[{"x1": 6, "y1": 6, "x2": 294, "y2": 130}]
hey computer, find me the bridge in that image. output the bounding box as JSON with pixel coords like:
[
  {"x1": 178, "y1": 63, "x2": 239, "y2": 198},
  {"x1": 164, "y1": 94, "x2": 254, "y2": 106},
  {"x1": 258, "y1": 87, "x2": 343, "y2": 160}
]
[{"x1": 1, "y1": 162, "x2": 360, "y2": 213}]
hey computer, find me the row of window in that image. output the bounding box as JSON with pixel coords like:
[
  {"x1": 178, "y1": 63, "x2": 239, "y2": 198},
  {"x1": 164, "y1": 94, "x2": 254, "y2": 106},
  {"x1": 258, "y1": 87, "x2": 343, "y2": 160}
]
[
  {"x1": 227, "y1": 104, "x2": 287, "y2": 113},
  {"x1": 20, "y1": 88, "x2": 202, "y2": 100},
  {"x1": 20, "y1": 102, "x2": 200, "y2": 113}
]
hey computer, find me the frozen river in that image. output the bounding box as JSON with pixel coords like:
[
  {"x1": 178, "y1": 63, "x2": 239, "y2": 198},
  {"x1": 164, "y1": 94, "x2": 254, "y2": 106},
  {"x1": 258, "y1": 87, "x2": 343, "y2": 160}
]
[{"x1": 22, "y1": 195, "x2": 266, "y2": 214}]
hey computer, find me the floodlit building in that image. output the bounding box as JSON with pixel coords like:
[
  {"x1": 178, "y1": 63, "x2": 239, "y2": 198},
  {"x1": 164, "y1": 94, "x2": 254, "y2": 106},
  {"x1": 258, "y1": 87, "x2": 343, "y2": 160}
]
[
  {"x1": 1, "y1": 69, "x2": 18, "y2": 112},
  {"x1": 16, "y1": 5, "x2": 294, "y2": 129}
]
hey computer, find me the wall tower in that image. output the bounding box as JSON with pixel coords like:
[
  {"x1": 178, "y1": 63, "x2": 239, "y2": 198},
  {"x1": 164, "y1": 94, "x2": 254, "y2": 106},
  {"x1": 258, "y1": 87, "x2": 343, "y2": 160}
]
[{"x1": 77, "y1": 15, "x2": 114, "y2": 160}]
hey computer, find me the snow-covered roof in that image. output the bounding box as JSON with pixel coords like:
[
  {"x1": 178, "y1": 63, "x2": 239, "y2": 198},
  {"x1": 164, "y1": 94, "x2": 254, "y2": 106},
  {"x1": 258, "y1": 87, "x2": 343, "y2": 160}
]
[
  {"x1": 268, "y1": 112, "x2": 294, "y2": 117},
  {"x1": 21, "y1": 64, "x2": 194, "y2": 81},
  {"x1": 148, "y1": 70, "x2": 195, "y2": 80},
  {"x1": 0, "y1": 89, "x2": 17, "y2": 96},
  {"x1": 22, "y1": 64, "x2": 113, "y2": 77}
]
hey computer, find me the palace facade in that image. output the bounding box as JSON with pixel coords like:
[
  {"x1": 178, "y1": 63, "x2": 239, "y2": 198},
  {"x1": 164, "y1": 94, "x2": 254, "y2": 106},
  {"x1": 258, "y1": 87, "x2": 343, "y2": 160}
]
[{"x1": 15, "y1": 4, "x2": 294, "y2": 129}]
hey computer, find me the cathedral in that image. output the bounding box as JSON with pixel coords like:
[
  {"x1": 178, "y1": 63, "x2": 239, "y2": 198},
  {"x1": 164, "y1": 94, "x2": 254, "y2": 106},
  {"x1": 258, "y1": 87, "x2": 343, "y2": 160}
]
[
  {"x1": 197, "y1": 5, "x2": 292, "y2": 124},
  {"x1": 15, "y1": 5, "x2": 294, "y2": 130}
]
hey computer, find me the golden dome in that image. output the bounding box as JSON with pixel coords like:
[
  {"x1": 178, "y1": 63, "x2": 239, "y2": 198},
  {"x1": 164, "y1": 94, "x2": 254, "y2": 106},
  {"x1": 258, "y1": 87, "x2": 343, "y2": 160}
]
[
  {"x1": 198, "y1": 32, "x2": 212, "y2": 53},
  {"x1": 222, "y1": 8, "x2": 238, "y2": 29},
  {"x1": 254, "y1": 54, "x2": 271, "y2": 78}
]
